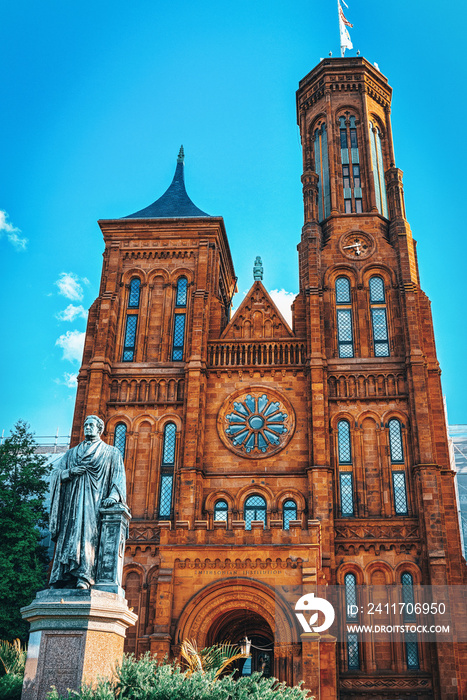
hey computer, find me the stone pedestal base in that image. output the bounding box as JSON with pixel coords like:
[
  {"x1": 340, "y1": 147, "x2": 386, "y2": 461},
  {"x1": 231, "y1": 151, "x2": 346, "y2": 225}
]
[{"x1": 21, "y1": 589, "x2": 138, "y2": 700}]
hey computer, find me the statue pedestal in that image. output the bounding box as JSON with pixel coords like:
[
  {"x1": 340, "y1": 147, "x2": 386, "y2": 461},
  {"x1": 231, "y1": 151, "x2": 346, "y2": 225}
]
[{"x1": 21, "y1": 589, "x2": 137, "y2": 700}]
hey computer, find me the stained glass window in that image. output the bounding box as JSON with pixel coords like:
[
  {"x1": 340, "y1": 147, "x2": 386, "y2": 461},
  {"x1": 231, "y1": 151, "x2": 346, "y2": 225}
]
[
  {"x1": 114, "y1": 423, "x2": 127, "y2": 459},
  {"x1": 283, "y1": 500, "x2": 297, "y2": 530},
  {"x1": 128, "y1": 278, "x2": 141, "y2": 308},
  {"x1": 244, "y1": 495, "x2": 267, "y2": 530},
  {"x1": 214, "y1": 500, "x2": 228, "y2": 522},
  {"x1": 224, "y1": 393, "x2": 289, "y2": 456},
  {"x1": 122, "y1": 315, "x2": 137, "y2": 361}
]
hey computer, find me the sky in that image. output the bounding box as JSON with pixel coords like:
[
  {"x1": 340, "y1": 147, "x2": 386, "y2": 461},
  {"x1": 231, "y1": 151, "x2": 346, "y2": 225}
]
[{"x1": 1, "y1": 0, "x2": 467, "y2": 440}]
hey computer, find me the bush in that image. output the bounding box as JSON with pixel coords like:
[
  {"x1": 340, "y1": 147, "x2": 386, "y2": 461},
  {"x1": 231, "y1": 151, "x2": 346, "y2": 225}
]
[
  {"x1": 0, "y1": 674, "x2": 24, "y2": 700},
  {"x1": 48, "y1": 653, "x2": 313, "y2": 700}
]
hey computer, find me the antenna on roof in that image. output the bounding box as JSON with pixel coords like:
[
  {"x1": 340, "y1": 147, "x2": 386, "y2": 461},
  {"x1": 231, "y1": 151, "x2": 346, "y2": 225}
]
[{"x1": 337, "y1": 0, "x2": 353, "y2": 57}]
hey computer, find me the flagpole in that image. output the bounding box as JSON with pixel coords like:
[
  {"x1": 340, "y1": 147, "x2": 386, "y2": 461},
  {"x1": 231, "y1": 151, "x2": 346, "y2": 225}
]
[{"x1": 338, "y1": 0, "x2": 343, "y2": 57}]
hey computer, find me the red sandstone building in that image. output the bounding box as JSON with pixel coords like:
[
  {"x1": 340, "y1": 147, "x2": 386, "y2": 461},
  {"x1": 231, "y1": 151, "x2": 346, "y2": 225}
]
[{"x1": 71, "y1": 57, "x2": 467, "y2": 699}]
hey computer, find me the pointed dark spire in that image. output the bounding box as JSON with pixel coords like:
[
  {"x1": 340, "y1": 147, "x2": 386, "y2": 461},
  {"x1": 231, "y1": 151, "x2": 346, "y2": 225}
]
[{"x1": 124, "y1": 147, "x2": 211, "y2": 219}]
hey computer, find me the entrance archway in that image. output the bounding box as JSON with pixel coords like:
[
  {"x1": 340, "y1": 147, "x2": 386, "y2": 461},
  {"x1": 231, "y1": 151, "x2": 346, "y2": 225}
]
[{"x1": 206, "y1": 608, "x2": 274, "y2": 677}]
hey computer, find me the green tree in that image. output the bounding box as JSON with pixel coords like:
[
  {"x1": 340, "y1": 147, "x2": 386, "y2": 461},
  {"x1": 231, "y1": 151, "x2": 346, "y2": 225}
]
[{"x1": 0, "y1": 421, "x2": 51, "y2": 641}]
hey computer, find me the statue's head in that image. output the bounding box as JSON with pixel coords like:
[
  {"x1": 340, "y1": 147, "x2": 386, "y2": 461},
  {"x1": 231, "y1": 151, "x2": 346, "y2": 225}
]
[{"x1": 84, "y1": 415, "x2": 104, "y2": 440}]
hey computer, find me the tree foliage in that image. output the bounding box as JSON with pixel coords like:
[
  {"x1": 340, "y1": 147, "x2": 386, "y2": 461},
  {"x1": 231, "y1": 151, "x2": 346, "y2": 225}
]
[
  {"x1": 0, "y1": 421, "x2": 51, "y2": 641},
  {"x1": 48, "y1": 653, "x2": 313, "y2": 700}
]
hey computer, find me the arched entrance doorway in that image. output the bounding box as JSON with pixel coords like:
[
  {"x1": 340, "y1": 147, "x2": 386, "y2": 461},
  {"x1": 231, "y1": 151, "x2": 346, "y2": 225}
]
[{"x1": 206, "y1": 608, "x2": 274, "y2": 677}]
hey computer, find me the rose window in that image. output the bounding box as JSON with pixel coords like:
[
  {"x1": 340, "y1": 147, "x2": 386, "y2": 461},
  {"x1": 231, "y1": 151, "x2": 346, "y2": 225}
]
[{"x1": 218, "y1": 389, "x2": 295, "y2": 458}]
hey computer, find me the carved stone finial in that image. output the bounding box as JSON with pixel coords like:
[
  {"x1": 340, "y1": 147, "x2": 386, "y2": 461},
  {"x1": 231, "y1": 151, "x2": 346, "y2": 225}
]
[
  {"x1": 177, "y1": 145, "x2": 185, "y2": 163},
  {"x1": 253, "y1": 256, "x2": 263, "y2": 281}
]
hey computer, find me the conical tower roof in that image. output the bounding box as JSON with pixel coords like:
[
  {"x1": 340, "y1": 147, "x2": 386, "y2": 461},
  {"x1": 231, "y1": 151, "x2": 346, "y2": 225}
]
[{"x1": 124, "y1": 146, "x2": 211, "y2": 219}]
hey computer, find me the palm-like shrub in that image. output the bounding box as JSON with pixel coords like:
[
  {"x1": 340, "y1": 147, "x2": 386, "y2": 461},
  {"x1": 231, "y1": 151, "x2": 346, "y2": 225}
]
[
  {"x1": 47, "y1": 651, "x2": 313, "y2": 700},
  {"x1": 180, "y1": 640, "x2": 248, "y2": 680}
]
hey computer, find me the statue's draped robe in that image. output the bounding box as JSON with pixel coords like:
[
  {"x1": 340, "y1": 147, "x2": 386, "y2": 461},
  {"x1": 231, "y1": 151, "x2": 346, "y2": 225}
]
[{"x1": 49, "y1": 439, "x2": 127, "y2": 586}]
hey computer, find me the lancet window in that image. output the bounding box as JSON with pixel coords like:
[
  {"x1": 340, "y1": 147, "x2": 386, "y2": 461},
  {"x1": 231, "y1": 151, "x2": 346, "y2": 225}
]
[
  {"x1": 338, "y1": 420, "x2": 355, "y2": 517},
  {"x1": 369, "y1": 275, "x2": 390, "y2": 357},
  {"x1": 158, "y1": 423, "x2": 177, "y2": 519},
  {"x1": 369, "y1": 121, "x2": 388, "y2": 217},
  {"x1": 172, "y1": 277, "x2": 188, "y2": 361},
  {"x1": 313, "y1": 123, "x2": 331, "y2": 221},
  {"x1": 401, "y1": 572, "x2": 419, "y2": 668},
  {"x1": 128, "y1": 278, "x2": 141, "y2": 308},
  {"x1": 339, "y1": 115, "x2": 362, "y2": 213}
]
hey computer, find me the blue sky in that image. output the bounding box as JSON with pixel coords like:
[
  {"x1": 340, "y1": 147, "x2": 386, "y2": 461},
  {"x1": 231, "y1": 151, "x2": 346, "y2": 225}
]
[{"x1": 1, "y1": 0, "x2": 466, "y2": 439}]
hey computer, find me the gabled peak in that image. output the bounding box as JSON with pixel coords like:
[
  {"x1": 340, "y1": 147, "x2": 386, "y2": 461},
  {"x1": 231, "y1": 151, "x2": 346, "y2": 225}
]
[
  {"x1": 124, "y1": 146, "x2": 212, "y2": 219},
  {"x1": 222, "y1": 281, "x2": 294, "y2": 340}
]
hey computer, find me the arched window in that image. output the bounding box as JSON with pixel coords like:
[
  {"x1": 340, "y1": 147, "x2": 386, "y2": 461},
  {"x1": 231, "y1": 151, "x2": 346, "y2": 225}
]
[
  {"x1": 244, "y1": 495, "x2": 267, "y2": 530},
  {"x1": 344, "y1": 574, "x2": 360, "y2": 670},
  {"x1": 128, "y1": 278, "x2": 141, "y2": 308},
  {"x1": 283, "y1": 500, "x2": 297, "y2": 530},
  {"x1": 338, "y1": 420, "x2": 354, "y2": 517},
  {"x1": 335, "y1": 277, "x2": 354, "y2": 358},
  {"x1": 122, "y1": 315, "x2": 138, "y2": 361},
  {"x1": 369, "y1": 121, "x2": 388, "y2": 217},
  {"x1": 172, "y1": 277, "x2": 188, "y2": 361},
  {"x1": 158, "y1": 423, "x2": 177, "y2": 519},
  {"x1": 369, "y1": 276, "x2": 389, "y2": 357},
  {"x1": 314, "y1": 123, "x2": 331, "y2": 221},
  {"x1": 214, "y1": 499, "x2": 228, "y2": 522},
  {"x1": 389, "y1": 419, "x2": 408, "y2": 516},
  {"x1": 339, "y1": 115, "x2": 362, "y2": 214},
  {"x1": 175, "y1": 277, "x2": 188, "y2": 307},
  {"x1": 113, "y1": 422, "x2": 127, "y2": 459},
  {"x1": 401, "y1": 572, "x2": 419, "y2": 669}
]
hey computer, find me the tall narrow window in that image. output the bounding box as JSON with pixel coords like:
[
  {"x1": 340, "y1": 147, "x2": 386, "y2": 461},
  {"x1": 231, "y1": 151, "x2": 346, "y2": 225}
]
[
  {"x1": 339, "y1": 115, "x2": 362, "y2": 213},
  {"x1": 335, "y1": 277, "x2": 354, "y2": 358},
  {"x1": 283, "y1": 500, "x2": 297, "y2": 530},
  {"x1": 369, "y1": 276, "x2": 389, "y2": 357},
  {"x1": 122, "y1": 315, "x2": 137, "y2": 361},
  {"x1": 314, "y1": 123, "x2": 331, "y2": 221},
  {"x1": 401, "y1": 573, "x2": 419, "y2": 668},
  {"x1": 128, "y1": 278, "x2": 141, "y2": 308},
  {"x1": 389, "y1": 419, "x2": 408, "y2": 515},
  {"x1": 214, "y1": 500, "x2": 228, "y2": 522},
  {"x1": 158, "y1": 423, "x2": 177, "y2": 519},
  {"x1": 345, "y1": 573, "x2": 358, "y2": 620},
  {"x1": 338, "y1": 420, "x2": 355, "y2": 516},
  {"x1": 113, "y1": 423, "x2": 127, "y2": 459},
  {"x1": 172, "y1": 277, "x2": 187, "y2": 361},
  {"x1": 347, "y1": 633, "x2": 360, "y2": 670},
  {"x1": 369, "y1": 121, "x2": 388, "y2": 217},
  {"x1": 244, "y1": 495, "x2": 267, "y2": 530}
]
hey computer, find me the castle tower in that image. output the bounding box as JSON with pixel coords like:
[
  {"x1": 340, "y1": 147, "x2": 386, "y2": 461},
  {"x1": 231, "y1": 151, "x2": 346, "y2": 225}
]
[{"x1": 69, "y1": 60, "x2": 467, "y2": 699}]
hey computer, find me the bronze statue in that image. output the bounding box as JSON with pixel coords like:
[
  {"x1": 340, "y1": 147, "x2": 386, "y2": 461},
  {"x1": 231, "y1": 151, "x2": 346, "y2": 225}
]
[{"x1": 48, "y1": 415, "x2": 127, "y2": 590}]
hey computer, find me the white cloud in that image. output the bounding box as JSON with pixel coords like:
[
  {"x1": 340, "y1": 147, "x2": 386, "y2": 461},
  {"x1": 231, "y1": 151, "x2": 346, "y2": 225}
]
[
  {"x1": 55, "y1": 272, "x2": 84, "y2": 301},
  {"x1": 269, "y1": 289, "x2": 296, "y2": 326},
  {"x1": 56, "y1": 304, "x2": 88, "y2": 322},
  {"x1": 54, "y1": 372, "x2": 78, "y2": 388},
  {"x1": 0, "y1": 210, "x2": 28, "y2": 250},
  {"x1": 56, "y1": 330, "x2": 86, "y2": 362}
]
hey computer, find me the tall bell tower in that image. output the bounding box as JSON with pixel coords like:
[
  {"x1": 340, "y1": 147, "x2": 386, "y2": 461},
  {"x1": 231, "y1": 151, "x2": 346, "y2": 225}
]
[{"x1": 294, "y1": 56, "x2": 467, "y2": 697}]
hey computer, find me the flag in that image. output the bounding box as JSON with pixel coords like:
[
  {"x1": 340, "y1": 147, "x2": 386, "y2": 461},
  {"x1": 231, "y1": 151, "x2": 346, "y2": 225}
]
[{"x1": 338, "y1": 0, "x2": 353, "y2": 55}]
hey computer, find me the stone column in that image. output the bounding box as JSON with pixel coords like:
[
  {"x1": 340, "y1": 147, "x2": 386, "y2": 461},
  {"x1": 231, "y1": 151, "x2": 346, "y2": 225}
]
[
  {"x1": 300, "y1": 632, "x2": 321, "y2": 698},
  {"x1": 21, "y1": 589, "x2": 137, "y2": 700}
]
